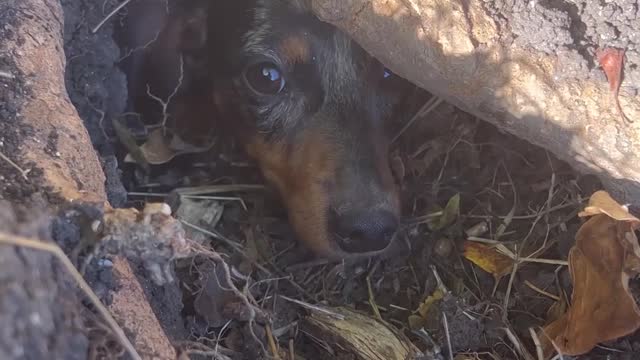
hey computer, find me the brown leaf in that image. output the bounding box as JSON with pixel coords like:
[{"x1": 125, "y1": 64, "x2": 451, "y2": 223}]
[
  {"x1": 596, "y1": 47, "x2": 632, "y2": 123},
  {"x1": 579, "y1": 190, "x2": 640, "y2": 223},
  {"x1": 579, "y1": 190, "x2": 640, "y2": 273},
  {"x1": 540, "y1": 194, "x2": 640, "y2": 357},
  {"x1": 129, "y1": 128, "x2": 213, "y2": 165},
  {"x1": 112, "y1": 118, "x2": 150, "y2": 172},
  {"x1": 462, "y1": 241, "x2": 514, "y2": 279}
]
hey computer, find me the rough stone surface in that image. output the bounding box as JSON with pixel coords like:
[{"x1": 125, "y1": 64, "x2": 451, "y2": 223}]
[
  {"x1": 310, "y1": 0, "x2": 640, "y2": 204},
  {"x1": 483, "y1": 0, "x2": 639, "y2": 89}
]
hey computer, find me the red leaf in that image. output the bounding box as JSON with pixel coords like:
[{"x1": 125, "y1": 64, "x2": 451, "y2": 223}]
[{"x1": 596, "y1": 47, "x2": 632, "y2": 123}]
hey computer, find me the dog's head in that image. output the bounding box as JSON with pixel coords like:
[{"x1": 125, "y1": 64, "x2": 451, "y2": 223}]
[{"x1": 208, "y1": 0, "x2": 403, "y2": 258}]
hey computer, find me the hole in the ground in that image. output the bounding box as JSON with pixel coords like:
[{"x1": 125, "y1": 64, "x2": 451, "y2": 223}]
[{"x1": 57, "y1": 0, "x2": 611, "y2": 358}]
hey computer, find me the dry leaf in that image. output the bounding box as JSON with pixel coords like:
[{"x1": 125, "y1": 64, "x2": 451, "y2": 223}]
[
  {"x1": 140, "y1": 129, "x2": 188, "y2": 164},
  {"x1": 112, "y1": 118, "x2": 150, "y2": 172},
  {"x1": 462, "y1": 241, "x2": 514, "y2": 279},
  {"x1": 540, "y1": 191, "x2": 640, "y2": 357},
  {"x1": 125, "y1": 128, "x2": 213, "y2": 165},
  {"x1": 579, "y1": 190, "x2": 639, "y2": 223},
  {"x1": 407, "y1": 314, "x2": 425, "y2": 331},
  {"x1": 596, "y1": 47, "x2": 632, "y2": 123},
  {"x1": 417, "y1": 288, "x2": 445, "y2": 318},
  {"x1": 428, "y1": 193, "x2": 460, "y2": 231},
  {"x1": 174, "y1": 198, "x2": 224, "y2": 244},
  {"x1": 408, "y1": 288, "x2": 446, "y2": 330},
  {"x1": 579, "y1": 190, "x2": 640, "y2": 273}
]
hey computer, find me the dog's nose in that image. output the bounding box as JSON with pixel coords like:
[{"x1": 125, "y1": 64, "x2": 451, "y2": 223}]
[{"x1": 334, "y1": 210, "x2": 398, "y2": 253}]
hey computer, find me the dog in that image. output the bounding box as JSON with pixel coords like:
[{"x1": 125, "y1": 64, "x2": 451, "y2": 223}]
[{"x1": 120, "y1": 0, "x2": 406, "y2": 260}]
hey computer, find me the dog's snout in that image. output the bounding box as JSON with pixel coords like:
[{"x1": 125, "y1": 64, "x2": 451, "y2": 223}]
[{"x1": 334, "y1": 210, "x2": 398, "y2": 253}]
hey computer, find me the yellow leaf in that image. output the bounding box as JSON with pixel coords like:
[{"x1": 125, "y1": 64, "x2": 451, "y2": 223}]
[
  {"x1": 417, "y1": 288, "x2": 445, "y2": 318},
  {"x1": 407, "y1": 315, "x2": 425, "y2": 331},
  {"x1": 462, "y1": 241, "x2": 513, "y2": 279}
]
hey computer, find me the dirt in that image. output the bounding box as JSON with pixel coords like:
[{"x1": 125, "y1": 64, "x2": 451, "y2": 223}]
[
  {"x1": 483, "y1": 0, "x2": 640, "y2": 90},
  {"x1": 61, "y1": 0, "x2": 129, "y2": 207},
  {"x1": 0, "y1": 8, "x2": 50, "y2": 203},
  {"x1": 0, "y1": 200, "x2": 89, "y2": 360}
]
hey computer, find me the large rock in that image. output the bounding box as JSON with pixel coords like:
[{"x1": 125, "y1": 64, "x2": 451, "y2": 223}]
[{"x1": 310, "y1": 0, "x2": 640, "y2": 203}]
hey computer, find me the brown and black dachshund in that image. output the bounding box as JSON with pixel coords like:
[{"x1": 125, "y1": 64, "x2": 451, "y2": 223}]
[{"x1": 120, "y1": 0, "x2": 408, "y2": 259}]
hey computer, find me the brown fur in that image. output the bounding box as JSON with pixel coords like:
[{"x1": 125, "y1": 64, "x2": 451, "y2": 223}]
[
  {"x1": 278, "y1": 34, "x2": 312, "y2": 64},
  {"x1": 246, "y1": 130, "x2": 338, "y2": 256}
]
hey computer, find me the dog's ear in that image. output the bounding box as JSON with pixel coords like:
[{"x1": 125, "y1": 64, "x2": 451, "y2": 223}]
[{"x1": 178, "y1": 5, "x2": 209, "y2": 52}]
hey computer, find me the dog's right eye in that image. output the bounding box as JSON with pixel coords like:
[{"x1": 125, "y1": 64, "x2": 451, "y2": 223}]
[{"x1": 243, "y1": 62, "x2": 286, "y2": 95}]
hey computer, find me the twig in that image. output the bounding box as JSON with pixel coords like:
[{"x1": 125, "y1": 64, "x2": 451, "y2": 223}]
[
  {"x1": 504, "y1": 326, "x2": 535, "y2": 360},
  {"x1": 0, "y1": 151, "x2": 29, "y2": 180},
  {"x1": 181, "y1": 220, "x2": 244, "y2": 251},
  {"x1": 289, "y1": 338, "x2": 295, "y2": 360},
  {"x1": 366, "y1": 262, "x2": 382, "y2": 321},
  {"x1": 465, "y1": 200, "x2": 585, "y2": 220},
  {"x1": 92, "y1": 0, "x2": 132, "y2": 33},
  {"x1": 431, "y1": 265, "x2": 449, "y2": 294},
  {"x1": 518, "y1": 257, "x2": 568, "y2": 266},
  {"x1": 391, "y1": 96, "x2": 443, "y2": 144},
  {"x1": 503, "y1": 215, "x2": 542, "y2": 314},
  {"x1": 173, "y1": 184, "x2": 265, "y2": 196},
  {"x1": 466, "y1": 237, "x2": 568, "y2": 266},
  {"x1": 524, "y1": 280, "x2": 560, "y2": 301},
  {"x1": 278, "y1": 295, "x2": 345, "y2": 320},
  {"x1": 442, "y1": 312, "x2": 454, "y2": 360},
  {"x1": 495, "y1": 162, "x2": 516, "y2": 240},
  {"x1": 0, "y1": 231, "x2": 141, "y2": 360},
  {"x1": 529, "y1": 327, "x2": 545, "y2": 360},
  {"x1": 146, "y1": 56, "x2": 184, "y2": 130},
  {"x1": 191, "y1": 243, "x2": 268, "y2": 356},
  {"x1": 266, "y1": 325, "x2": 281, "y2": 360}
]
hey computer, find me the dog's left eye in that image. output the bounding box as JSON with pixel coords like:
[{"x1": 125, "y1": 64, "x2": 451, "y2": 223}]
[{"x1": 243, "y1": 62, "x2": 286, "y2": 95}]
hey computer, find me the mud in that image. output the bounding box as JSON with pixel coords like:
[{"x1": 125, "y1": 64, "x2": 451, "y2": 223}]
[{"x1": 483, "y1": 0, "x2": 640, "y2": 90}]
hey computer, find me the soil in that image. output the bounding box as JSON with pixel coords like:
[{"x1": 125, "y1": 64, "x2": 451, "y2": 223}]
[
  {"x1": 483, "y1": 0, "x2": 640, "y2": 91},
  {"x1": 0, "y1": 7, "x2": 50, "y2": 203},
  {"x1": 61, "y1": 0, "x2": 129, "y2": 207},
  {"x1": 0, "y1": 200, "x2": 89, "y2": 360}
]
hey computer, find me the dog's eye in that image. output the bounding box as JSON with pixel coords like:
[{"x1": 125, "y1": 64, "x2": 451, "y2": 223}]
[{"x1": 243, "y1": 62, "x2": 286, "y2": 95}]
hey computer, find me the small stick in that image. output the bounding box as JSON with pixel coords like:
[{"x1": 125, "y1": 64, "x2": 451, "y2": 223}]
[
  {"x1": 0, "y1": 151, "x2": 29, "y2": 180},
  {"x1": 529, "y1": 327, "x2": 545, "y2": 360},
  {"x1": 92, "y1": 0, "x2": 132, "y2": 33},
  {"x1": 266, "y1": 324, "x2": 281, "y2": 360},
  {"x1": 524, "y1": 280, "x2": 560, "y2": 301},
  {"x1": 391, "y1": 96, "x2": 444, "y2": 144},
  {"x1": 442, "y1": 312, "x2": 454, "y2": 360},
  {"x1": 288, "y1": 338, "x2": 295, "y2": 360}
]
